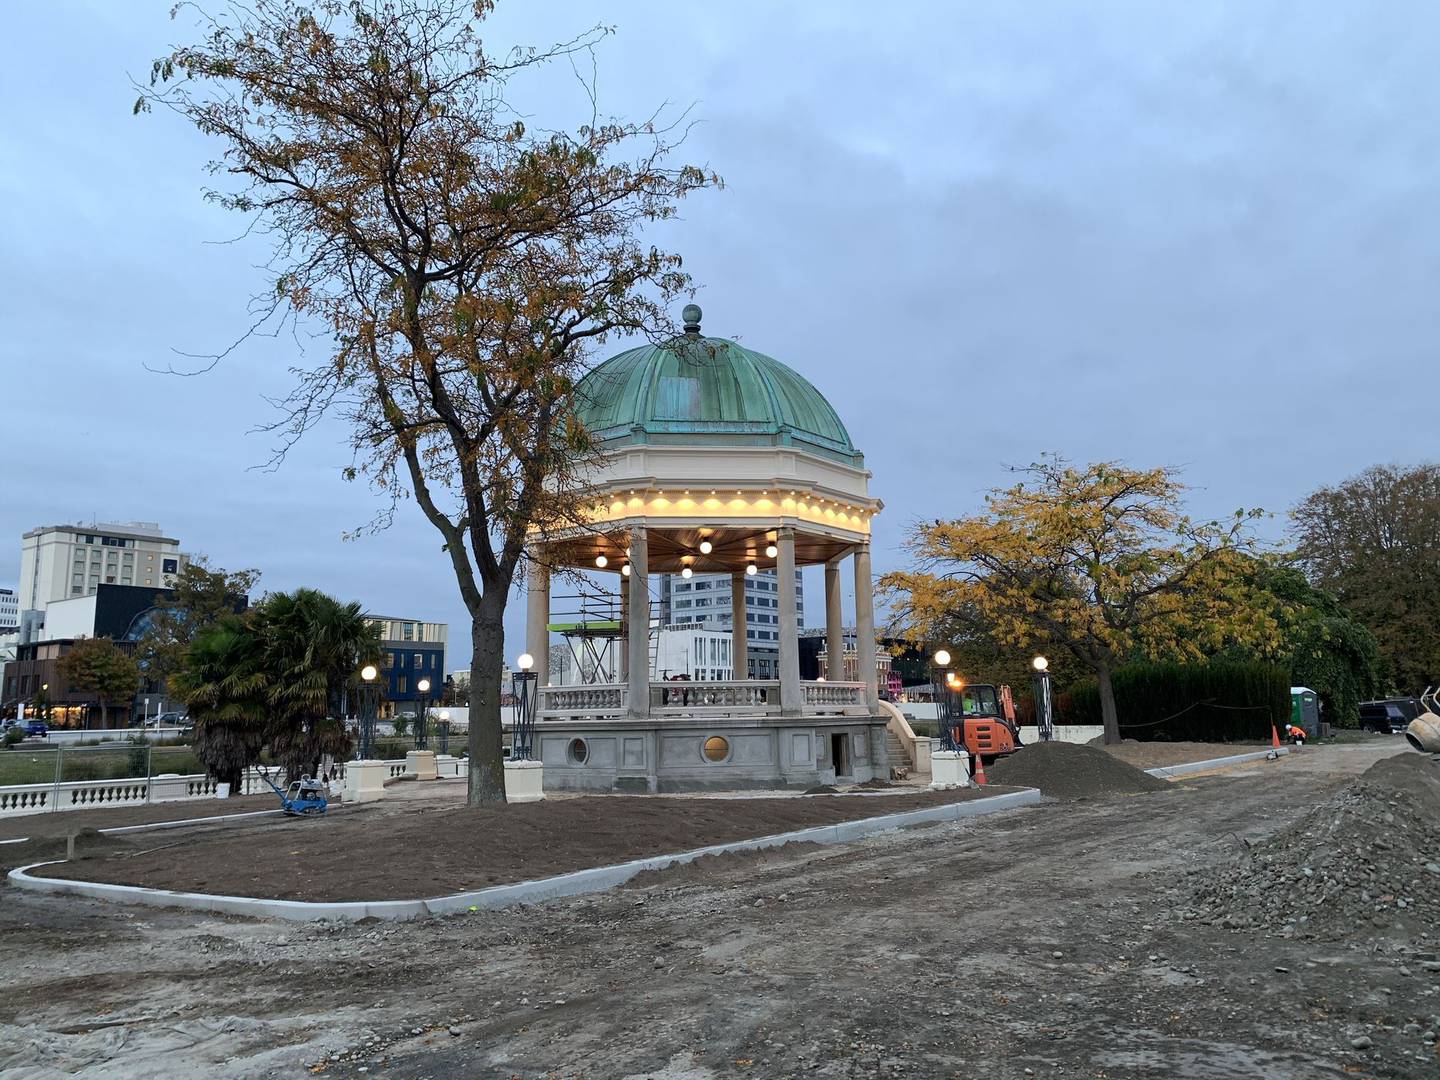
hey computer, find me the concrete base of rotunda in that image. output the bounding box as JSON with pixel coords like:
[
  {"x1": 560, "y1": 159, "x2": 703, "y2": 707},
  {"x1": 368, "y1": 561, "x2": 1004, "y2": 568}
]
[{"x1": 534, "y1": 715, "x2": 892, "y2": 794}]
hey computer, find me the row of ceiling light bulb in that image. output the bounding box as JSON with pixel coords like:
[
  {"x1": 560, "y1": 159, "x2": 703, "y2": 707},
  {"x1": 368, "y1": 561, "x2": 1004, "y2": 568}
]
[{"x1": 595, "y1": 538, "x2": 780, "y2": 579}]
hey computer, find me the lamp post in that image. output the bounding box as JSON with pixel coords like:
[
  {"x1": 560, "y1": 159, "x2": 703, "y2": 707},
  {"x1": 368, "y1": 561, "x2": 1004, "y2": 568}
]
[
  {"x1": 1032, "y1": 655, "x2": 1054, "y2": 742},
  {"x1": 438, "y1": 708, "x2": 451, "y2": 754},
  {"x1": 931, "y1": 650, "x2": 960, "y2": 752},
  {"x1": 511, "y1": 652, "x2": 538, "y2": 760},
  {"x1": 415, "y1": 677, "x2": 432, "y2": 749},
  {"x1": 358, "y1": 664, "x2": 379, "y2": 759}
]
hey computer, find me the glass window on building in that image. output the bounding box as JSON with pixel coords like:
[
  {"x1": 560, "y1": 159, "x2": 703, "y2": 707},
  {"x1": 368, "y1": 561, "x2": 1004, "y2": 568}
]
[
  {"x1": 403, "y1": 622, "x2": 415, "y2": 641},
  {"x1": 397, "y1": 676, "x2": 408, "y2": 694}
]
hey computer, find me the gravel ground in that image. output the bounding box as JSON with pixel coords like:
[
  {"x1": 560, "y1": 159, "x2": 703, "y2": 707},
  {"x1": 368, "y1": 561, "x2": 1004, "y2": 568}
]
[{"x1": 1, "y1": 743, "x2": 1435, "y2": 1079}]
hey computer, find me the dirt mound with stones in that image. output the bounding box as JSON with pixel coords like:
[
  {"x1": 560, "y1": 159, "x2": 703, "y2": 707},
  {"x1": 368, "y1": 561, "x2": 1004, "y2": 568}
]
[
  {"x1": 1182, "y1": 752, "x2": 1440, "y2": 939},
  {"x1": 985, "y1": 741, "x2": 1169, "y2": 800}
]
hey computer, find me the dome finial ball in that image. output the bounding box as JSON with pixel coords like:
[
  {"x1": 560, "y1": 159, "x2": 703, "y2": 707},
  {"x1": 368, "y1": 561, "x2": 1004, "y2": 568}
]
[{"x1": 681, "y1": 303, "x2": 702, "y2": 331}]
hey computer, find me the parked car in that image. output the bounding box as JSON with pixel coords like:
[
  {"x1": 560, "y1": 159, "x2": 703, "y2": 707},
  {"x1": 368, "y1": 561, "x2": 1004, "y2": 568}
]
[
  {"x1": 146, "y1": 711, "x2": 188, "y2": 728},
  {"x1": 24, "y1": 720, "x2": 48, "y2": 739},
  {"x1": 1358, "y1": 699, "x2": 1419, "y2": 734}
]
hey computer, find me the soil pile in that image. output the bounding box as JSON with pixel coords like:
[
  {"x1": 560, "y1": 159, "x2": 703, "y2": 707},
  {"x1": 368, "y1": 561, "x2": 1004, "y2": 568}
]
[
  {"x1": 985, "y1": 741, "x2": 1169, "y2": 800},
  {"x1": 1183, "y1": 752, "x2": 1440, "y2": 938}
]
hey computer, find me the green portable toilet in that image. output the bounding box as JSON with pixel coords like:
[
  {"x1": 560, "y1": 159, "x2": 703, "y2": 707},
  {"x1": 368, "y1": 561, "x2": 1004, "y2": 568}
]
[{"x1": 1290, "y1": 687, "x2": 1320, "y2": 736}]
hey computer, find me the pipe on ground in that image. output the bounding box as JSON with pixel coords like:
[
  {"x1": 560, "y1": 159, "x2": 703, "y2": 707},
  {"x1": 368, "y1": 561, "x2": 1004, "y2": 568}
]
[{"x1": 1405, "y1": 713, "x2": 1440, "y2": 753}]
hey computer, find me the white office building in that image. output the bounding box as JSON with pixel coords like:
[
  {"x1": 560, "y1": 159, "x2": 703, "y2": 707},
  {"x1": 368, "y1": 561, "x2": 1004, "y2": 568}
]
[
  {"x1": 659, "y1": 569, "x2": 804, "y2": 679},
  {"x1": 0, "y1": 587, "x2": 17, "y2": 631},
  {"x1": 19, "y1": 522, "x2": 187, "y2": 614}
]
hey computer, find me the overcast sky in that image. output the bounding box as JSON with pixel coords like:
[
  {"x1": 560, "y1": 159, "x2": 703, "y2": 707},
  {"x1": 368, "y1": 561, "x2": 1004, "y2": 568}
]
[{"x1": 3, "y1": 1, "x2": 1436, "y2": 671}]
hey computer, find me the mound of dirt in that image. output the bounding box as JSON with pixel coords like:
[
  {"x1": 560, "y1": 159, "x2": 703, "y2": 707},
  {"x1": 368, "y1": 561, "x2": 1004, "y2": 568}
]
[
  {"x1": 1182, "y1": 753, "x2": 1440, "y2": 939},
  {"x1": 985, "y1": 741, "x2": 1169, "y2": 800}
]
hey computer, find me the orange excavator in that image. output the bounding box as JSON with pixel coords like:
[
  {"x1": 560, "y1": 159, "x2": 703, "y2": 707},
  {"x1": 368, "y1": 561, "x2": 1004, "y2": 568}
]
[{"x1": 944, "y1": 683, "x2": 1023, "y2": 764}]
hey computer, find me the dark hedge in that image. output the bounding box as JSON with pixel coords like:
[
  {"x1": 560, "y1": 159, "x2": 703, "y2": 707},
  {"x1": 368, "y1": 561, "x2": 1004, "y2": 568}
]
[{"x1": 1060, "y1": 660, "x2": 1290, "y2": 741}]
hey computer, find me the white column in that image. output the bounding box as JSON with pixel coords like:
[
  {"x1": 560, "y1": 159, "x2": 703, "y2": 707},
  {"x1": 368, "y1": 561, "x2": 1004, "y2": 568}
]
[
  {"x1": 627, "y1": 527, "x2": 650, "y2": 719},
  {"x1": 853, "y1": 542, "x2": 879, "y2": 710},
  {"x1": 526, "y1": 560, "x2": 550, "y2": 687},
  {"x1": 776, "y1": 528, "x2": 801, "y2": 716},
  {"x1": 731, "y1": 571, "x2": 749, "y2": 679},
  {"x1": 824, "y1": 559, "x2": 844, "y2": 680}
]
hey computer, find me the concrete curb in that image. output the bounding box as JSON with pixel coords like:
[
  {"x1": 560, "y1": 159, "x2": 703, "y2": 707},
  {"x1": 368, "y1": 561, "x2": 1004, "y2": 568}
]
[
  {"x1": 1144, "y1": 746, "x2": 1289, "y2": 779},
  {"x1": 6, "y1": 788, "x2": 1043, "y2": 923}
]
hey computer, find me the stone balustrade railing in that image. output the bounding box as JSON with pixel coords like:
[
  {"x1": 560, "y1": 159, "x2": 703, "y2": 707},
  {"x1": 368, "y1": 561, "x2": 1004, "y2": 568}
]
[
  {"x1": 801, "y1": 681, "x2": 866, "y2": 711},
  {"x1": 539, "y1": 684, "x2": 628, "y2": 718},
  {"x1": 650, "y1": 680, "x2": 779, "y2": 714}
]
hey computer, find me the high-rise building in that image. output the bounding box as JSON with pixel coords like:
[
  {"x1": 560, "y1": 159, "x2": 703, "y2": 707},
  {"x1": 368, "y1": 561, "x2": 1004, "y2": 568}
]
[
  {"x1": 365, "y1": 615, "x2": 447, "y2": 717},
  {"x1": 19, "y1": 522, "x2": 187, "y2": 614},
  {"x1": 0, "y1": 587, "x2": 17, "y2": 631},
  {"x1": 658, "y1": 569, "x2": 804, "y2": 679}
]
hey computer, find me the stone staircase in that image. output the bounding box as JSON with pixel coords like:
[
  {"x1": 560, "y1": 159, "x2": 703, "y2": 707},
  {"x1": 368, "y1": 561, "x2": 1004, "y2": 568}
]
[{"x1": 882, "y1": 729, "x2": 912, "y2": 778}]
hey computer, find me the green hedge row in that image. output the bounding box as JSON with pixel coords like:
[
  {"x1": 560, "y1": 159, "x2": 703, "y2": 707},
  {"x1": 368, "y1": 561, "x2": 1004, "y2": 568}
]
[{"x1": 1060, "y1": 660, "x2": 1290, "y2": 742}]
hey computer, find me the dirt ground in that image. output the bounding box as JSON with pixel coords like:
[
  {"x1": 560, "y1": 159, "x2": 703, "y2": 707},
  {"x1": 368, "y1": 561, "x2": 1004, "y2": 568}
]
[
  {"x1": 0, "y1": 793, "x2": 279, "y2": 841},
  {"x1": 2, "y1": 743, "x2": 1436, "y2": 1079},
  {"x1": 31, "y1": 786, "x2": 1018, "y2": 901},
  {"x1": 1100, "y1": 739, "x2": 1274, "y2": 769}
]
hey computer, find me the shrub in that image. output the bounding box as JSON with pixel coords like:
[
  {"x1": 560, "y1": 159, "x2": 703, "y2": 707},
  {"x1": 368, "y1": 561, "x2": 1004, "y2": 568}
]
[
  {"x1": 1061, "y1": 660, "x2": 1289, "y2": 742},
  {"x1": 2, "y1": 728, "x2": 23, "y2": 748}
]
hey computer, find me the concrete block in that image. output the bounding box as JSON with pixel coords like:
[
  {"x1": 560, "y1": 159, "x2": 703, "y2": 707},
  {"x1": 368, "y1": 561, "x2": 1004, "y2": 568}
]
[
  {"x1": 405, "y1": 750, "x2": 438, "y2": 781},
  {"x1": 930, "y1": 749, "x2": 971, "y2": 790},
  {"x1": 344, "y1": 760, "x2": 388, "y2": 804},
  {"x1": 504, "y1": 759, "x2": 544, "y2": 802}
]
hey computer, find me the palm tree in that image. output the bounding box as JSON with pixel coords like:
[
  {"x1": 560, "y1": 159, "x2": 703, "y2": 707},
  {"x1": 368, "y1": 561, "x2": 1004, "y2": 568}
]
[
  {"x1": 260, "y1": 589, "x2": 381, "y2": 781},
  {"x1": 169, "y1": 613, "x2": 269, "y2": 790}
]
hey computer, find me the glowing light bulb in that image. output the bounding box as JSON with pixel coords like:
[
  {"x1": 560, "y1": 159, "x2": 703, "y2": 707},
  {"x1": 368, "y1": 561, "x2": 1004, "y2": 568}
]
[
  {"x1": 765, "y1": 544, "x2": 778, "y2": 558},
  {"x1": 1032, "y1": 655, "x2": 1049, "y2": 672},
  {"x1": 933, "y1": 649, "x2": 951, "y2": 667},
  {"x1": 361, "y1": 664, "x2": 378, "y2": 681},
  {"x1": 699, "y1": 539, "x2": 713, "y2": 555},
  {"x1": 745, "y1": 563, "x2": 757, "y2": 576},
  {"x1": 622, "y1": 563, "x2": 631, "y2": 577},
  {"x1": 595, "y1": 554, "x2": 608, "y2": 568},
  {"x1": 517, "y1": 653, "x2": 534, "y2": 671},
  {"x1": 681, "y1": 566, "x2": 693, "y2": 579}
]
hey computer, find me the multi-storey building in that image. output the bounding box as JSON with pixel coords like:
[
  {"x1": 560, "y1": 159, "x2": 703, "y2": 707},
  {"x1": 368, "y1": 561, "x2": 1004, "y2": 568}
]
[
  {"x1": 658, "y1": 569, "x2": 804, "y2": 679},
  {"x1": 18, "y1": 522, "x2": 187, "y2": 641},
  {"x1": 0, "y1": 587, "x2": 17, "y2": 631},
  {"x1": 365, "y1": 616, "x2": 448, "y2": 717}
]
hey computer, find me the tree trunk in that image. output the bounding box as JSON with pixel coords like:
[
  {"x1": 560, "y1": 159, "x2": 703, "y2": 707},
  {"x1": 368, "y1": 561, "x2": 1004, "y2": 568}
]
[
  {"x1": 466, "y1": 605, "x2": 508, "y2": 805},
  {"x1": 1097, "y1": 663, "x2": 1121, "y2": 745},
  {"x1": 99, "y1": 702, "x2": 108, "y2": 730}
]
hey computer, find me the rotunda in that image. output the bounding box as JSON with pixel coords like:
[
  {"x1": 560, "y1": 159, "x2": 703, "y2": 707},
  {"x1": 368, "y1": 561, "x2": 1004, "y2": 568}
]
[{"x1": 525, "y1": 305, "x2": 887, "y2": 792}]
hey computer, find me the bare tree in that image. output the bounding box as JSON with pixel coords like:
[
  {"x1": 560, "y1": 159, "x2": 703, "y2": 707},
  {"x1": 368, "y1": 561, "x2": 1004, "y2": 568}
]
[{"x1": 142, "y1": 0, "x2": 717, "y2": 801}]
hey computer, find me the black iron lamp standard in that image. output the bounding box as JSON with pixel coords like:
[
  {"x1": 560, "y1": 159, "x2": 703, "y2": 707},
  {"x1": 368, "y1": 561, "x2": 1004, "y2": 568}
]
[
  {"x1": 415, "y1": 678, "x2": 432, "y2": 750},
  {"x1": 358, "y1": 664, "x2": 379, "y2": 760},
  {"x1": 932, "y1": 650, "x2": 963, "y2": 752},
  {"x1": 511, "y1": 652, "x2": 538, "y2": 761},
  {"x1": 1032, "y1": 655, "x2": 1054, "y2": 742}
]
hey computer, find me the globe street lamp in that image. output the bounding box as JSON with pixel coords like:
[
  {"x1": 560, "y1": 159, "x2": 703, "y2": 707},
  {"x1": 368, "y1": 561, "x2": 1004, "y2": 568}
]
[
  {"x1": 1031, "y1": 655, "x2": 1055, "y2": 742},
  {"x1": 438, "y1": 708, "x2": 451, "y2": 754},
  {"x1": 358, "y1": 664, "x2": 379, "y2": 759},
  {"x1": 511, "y1": 652, "x2": 538, "y2": 761},
  {"x1": 931, "y1": 650, "x2": 962, "y2": 752},
  {"x1": 416, "y1": 677, "x2": 432, "y2": 749}
]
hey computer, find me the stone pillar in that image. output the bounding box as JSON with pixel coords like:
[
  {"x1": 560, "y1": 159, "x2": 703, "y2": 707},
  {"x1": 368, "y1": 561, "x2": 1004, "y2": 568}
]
[
  {"x1": 776, "y1": 528, "x2": 802, "y2": 716},
  {"x1": 526, "y1": 559, "x2": 550, "y2": 687},
  {"x1": 853, "y1": 542, "x2": 879, "y2": 710},
  {"x1": 731, "y1": 571, "x2": 749, "y2": 679},
  {"x1": 627, "y1": 527, "x2": 650, "y2": 719},
  {"x1": 824, "y1": 559, "x2": 844, "y2": 681}
]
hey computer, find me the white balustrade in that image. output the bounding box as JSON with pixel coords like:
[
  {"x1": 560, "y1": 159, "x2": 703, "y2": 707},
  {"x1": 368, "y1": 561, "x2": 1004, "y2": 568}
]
[
  {"x1": 650, "y1": 680, "x2": 779, "y2": 715},
  {"x1": 540, "y1": 683, "x2": 628, "y2": 718},
  {"x1": 801, "y1": 681, "x2": 866, "y2": 712}
]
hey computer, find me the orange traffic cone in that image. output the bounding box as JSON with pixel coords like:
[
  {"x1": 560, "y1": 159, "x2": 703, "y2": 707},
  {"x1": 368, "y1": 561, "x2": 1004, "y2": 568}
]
[
  {"x1": 972, "y1": 753, "x2": 987, "y2": 786},
  {"x1": 1271, "y1": 724, "x2": 1282, "y2": 750}
]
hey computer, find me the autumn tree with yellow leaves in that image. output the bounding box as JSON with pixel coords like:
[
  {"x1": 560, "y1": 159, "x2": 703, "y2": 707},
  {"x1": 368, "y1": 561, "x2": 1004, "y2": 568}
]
[
  {"x1": 140, "y1": 0, "x2": 718, "y2": 803},
  {"x1": 882, "y1": 458, "x2": 1277, "y2": 744}
]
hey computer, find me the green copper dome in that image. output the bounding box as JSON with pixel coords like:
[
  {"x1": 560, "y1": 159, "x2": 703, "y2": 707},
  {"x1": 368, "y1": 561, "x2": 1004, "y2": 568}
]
[{"x1": 574, "y1": 307, "x2": 861, "y2": 465}]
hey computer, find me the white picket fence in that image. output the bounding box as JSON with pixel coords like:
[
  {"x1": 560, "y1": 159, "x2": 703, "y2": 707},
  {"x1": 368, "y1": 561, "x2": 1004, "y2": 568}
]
[{"x1": 0, "y1": 754, "x2": 468, "y2": 820}]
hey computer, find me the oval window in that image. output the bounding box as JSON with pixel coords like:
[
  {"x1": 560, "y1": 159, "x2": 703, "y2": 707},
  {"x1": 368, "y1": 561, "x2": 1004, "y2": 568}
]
[
  {"x1": 703, "y1": 735, "x2": 730, "y2": 763},
  {"x1": 568, "y1": 738, "x2": 589, "y2": 765}
]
